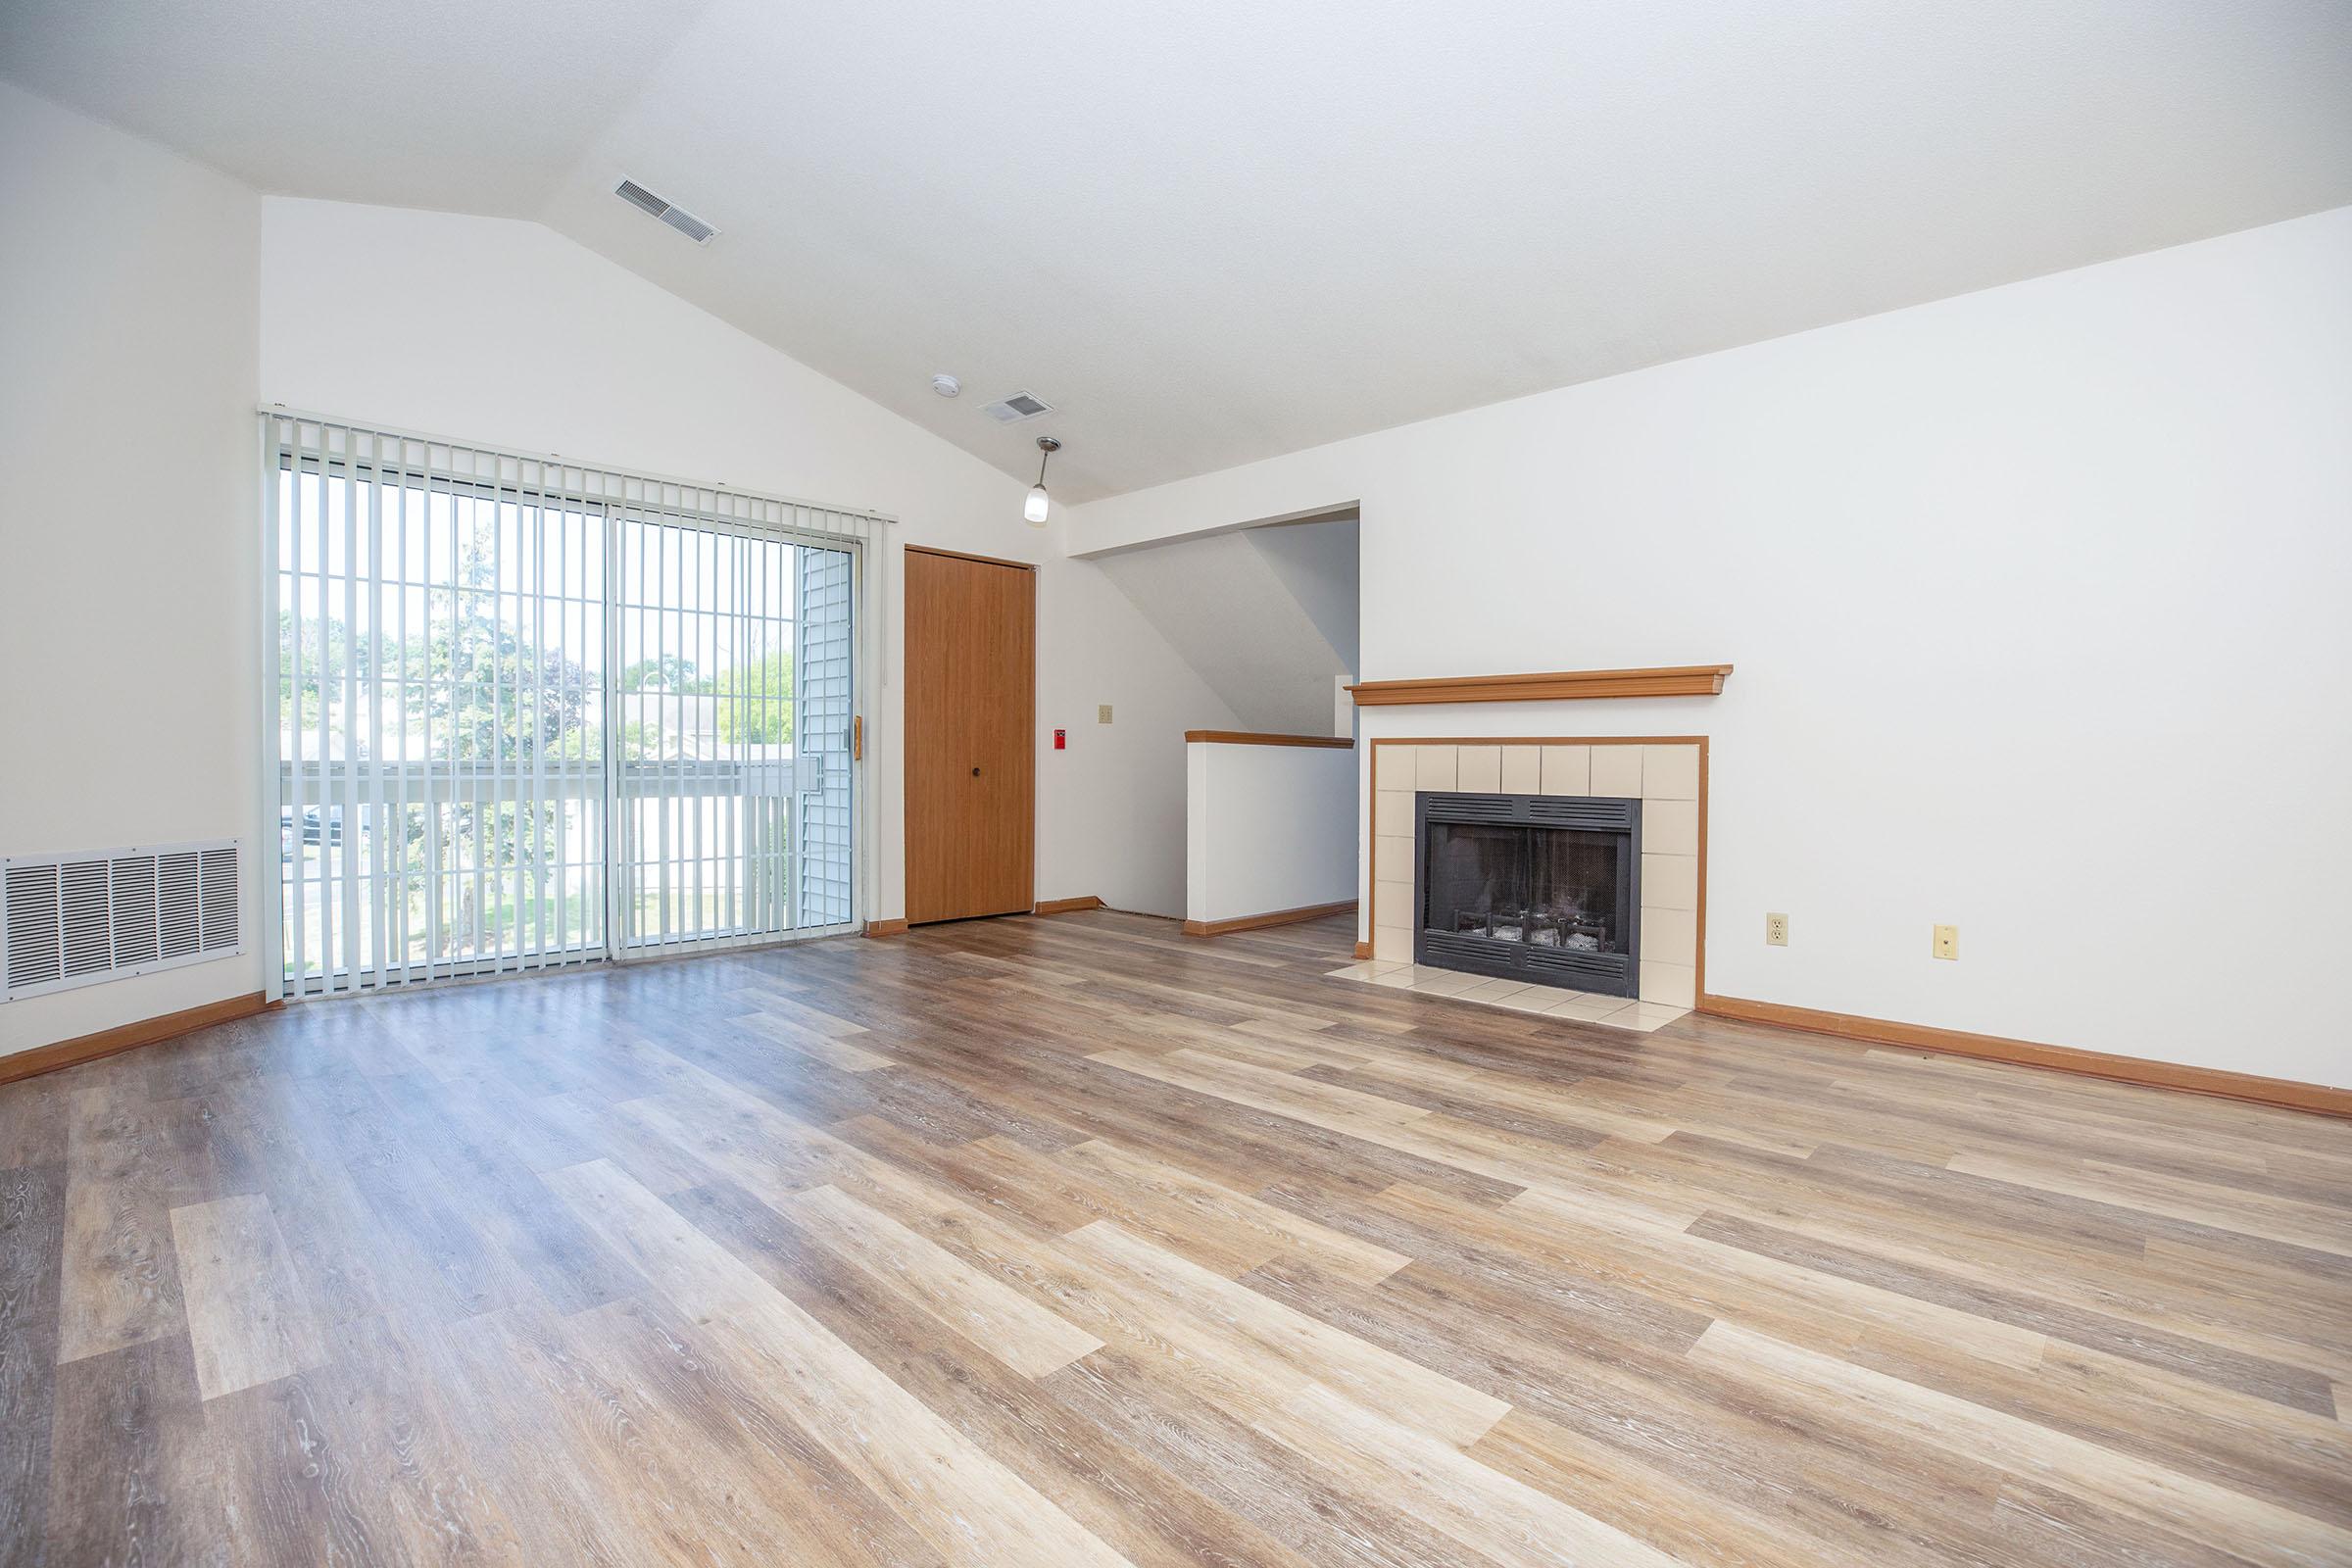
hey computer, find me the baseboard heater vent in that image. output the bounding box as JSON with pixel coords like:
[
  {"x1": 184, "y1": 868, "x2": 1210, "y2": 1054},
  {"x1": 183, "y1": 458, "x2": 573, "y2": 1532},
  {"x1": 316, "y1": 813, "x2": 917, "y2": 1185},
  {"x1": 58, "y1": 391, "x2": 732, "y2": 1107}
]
[{"x1": 3, "y1": 840, "x2": 241, "y2": 1001}]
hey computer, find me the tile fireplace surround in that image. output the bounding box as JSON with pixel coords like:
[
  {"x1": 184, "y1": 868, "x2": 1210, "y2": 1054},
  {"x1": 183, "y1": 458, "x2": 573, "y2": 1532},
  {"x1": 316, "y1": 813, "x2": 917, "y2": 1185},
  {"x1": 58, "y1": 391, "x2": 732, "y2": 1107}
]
[{"x1": 1364, "y1": 739, "x2": 1706, "y2": 1020}]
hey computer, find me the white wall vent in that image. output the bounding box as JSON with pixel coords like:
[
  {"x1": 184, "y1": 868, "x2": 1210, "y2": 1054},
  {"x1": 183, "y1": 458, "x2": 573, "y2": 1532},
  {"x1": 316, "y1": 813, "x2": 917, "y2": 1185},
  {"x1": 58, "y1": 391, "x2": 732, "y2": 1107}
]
[
  {"x1": 614, "y1": 178, "x2": 718, "y2": 245},
  {"x1": 980, "y1": 391, "x2": 1054, "y2": 423},
  {"x1": 2, "y1": 840, "x2": 241, "y2": 1002}
]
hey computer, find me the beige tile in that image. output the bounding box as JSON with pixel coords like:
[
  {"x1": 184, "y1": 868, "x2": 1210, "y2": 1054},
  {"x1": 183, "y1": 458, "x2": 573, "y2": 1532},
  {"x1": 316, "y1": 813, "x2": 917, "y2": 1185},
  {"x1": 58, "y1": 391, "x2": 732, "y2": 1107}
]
[
  {"x1": 1644, "y1": 798, "x2": 1699, "y2": 857},
  {"x1": 1367, "y1": 962, "x2": 1418, "y2": 987},
  {"x1": 1643, "y1": 744, "x2": 1700, "y2": 802},
  {"x1": 1590, "y1": 744, "x2": 1642, "y2": 798},
  {"x1": 1639, "y1": 960, "x2": 1696, "y2": 1009},
  {"x1": 1500, "y1": 745, "x2": 1541, "y2": 795},
  {"x1": 1369, "y1": 747, "x2": 1401, "y2": 794},
  {"x1": 1459, "y1": 977, "x2": 1532, "y2": 1004},
  {"x1": 1408, "y1": 968, "x2": 1485, "y2": 997},
  {"x1": 1374, "y1": 791, "x2": 1413, "y2": 838},
  {"x1": 1642, "y1": 906, "x2": 1697, "y2": 967},
  {"x1": 1540, "y1": 745, "x2": 1590, "y2": 798},
  {"x1": 1375, "y1": 881, "x2": 1413, "y2": 934},
  {"x1": 1373, "y1": 925, "x2": 1413, "y2": 964},
  {"x1": 1544, "y1": 994, "x2": 1628, "y2": 1021},
  {"x1": 1374, "y1": 834, "x2": 1413, "y2": 890},
  {"x1": 1493, "y1": 988, "x2": 1564, "y2": 1013},
  {"x1": 1413, "y1": 746, "x2": 1457, "y2": 791},
  {"x1": 1456, "y1": 746, "x2": 1501, "y2": 792},
  {"x1": 1614, "y1": 1002, "x2": 1690, "y2": 1032},
  {"x1": 1642, "y1": 852, "x2": 1698, "y2": 911}
]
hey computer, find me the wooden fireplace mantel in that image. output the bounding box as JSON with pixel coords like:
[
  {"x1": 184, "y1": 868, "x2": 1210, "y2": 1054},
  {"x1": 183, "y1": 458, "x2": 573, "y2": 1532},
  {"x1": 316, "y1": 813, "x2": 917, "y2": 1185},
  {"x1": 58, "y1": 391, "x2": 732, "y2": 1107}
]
[{"x1": 1346, "y1": 663, "x2": 1733, "y2": 707}]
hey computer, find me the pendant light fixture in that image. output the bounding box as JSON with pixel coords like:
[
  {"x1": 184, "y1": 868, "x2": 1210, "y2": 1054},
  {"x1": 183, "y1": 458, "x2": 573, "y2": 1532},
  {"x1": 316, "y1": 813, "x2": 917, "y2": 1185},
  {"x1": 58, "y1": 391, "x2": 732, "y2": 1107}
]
[{"x1": 1024, "y1": 436, "x2": 1060, "y2": 526}]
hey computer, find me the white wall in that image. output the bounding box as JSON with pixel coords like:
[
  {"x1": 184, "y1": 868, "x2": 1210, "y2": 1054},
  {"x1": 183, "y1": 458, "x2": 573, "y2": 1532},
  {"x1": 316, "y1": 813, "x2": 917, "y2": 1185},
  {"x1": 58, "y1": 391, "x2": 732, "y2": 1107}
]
[
  {"x1": 0, "y1": 84, "x2": 263, "y2": 1055},
  {"x1": 1247, "y1": 516, "x2": 1361, "y2": 677},
  {"x1": 1186, "y1": 742, "x2": 1357, "y2": 925},
  {"x1": 257, "y1": 197, "x2": 1237, "y2": 928},
  {"x1": 1096, "y1": 528, "x2": 1354, "y2": 735},
  {"x1": 1076, "y1": 207, "x2": 2352, "y2": 1089}
]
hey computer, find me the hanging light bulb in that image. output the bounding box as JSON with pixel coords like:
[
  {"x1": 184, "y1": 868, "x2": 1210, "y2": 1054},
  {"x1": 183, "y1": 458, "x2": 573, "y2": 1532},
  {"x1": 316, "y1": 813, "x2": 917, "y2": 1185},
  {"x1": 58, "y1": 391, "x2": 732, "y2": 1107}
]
[{"x1": 1025, "y1": 436, "x2": 1059, "y2": 526}]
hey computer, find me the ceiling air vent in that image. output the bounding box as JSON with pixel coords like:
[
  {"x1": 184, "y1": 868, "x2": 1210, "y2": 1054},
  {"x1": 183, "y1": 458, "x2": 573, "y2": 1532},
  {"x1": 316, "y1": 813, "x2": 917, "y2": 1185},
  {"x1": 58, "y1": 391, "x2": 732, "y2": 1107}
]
[
  {"x1": 614, "y1": 178, "x2": 718, "y2": 246},
  {"x1": 3, "y1": 839, "x2": 242, "y2": 1002},
  {"x1": 980, "y1": 392, "x2": 1054, "y2": 423}
]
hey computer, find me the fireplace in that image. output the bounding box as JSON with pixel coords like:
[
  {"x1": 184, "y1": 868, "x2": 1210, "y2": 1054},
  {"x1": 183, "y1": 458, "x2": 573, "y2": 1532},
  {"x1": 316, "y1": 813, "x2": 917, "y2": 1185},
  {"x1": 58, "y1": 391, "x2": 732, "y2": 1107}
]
[{"x1": 1415, "y1": 792, "x2": 1642, "y2": 996}]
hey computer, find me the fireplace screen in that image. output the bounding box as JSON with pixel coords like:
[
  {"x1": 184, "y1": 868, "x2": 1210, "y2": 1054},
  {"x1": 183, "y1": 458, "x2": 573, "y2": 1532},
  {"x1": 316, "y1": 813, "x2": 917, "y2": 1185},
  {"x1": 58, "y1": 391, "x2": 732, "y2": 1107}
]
[
  {"x1": 1425, "y1": 823, "x2": 1627, "y2": 951},
  {"x1": 1415, "y1": 793, "x2": 1642, "y2": 994}
]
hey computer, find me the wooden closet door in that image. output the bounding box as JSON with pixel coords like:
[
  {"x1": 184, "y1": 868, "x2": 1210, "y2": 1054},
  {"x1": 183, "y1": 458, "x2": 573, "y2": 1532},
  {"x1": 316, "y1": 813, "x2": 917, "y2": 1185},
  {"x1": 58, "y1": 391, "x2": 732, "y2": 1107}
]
[{"x1": 905, "y1": 547, "x2": 1035, "y2": 923}]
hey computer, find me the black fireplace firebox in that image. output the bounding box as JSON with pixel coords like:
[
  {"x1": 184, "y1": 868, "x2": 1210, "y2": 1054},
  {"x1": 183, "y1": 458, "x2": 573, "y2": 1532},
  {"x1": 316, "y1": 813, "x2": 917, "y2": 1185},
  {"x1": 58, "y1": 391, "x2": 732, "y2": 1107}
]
[{"x1": 1414, "y1": 792, "x2": 1642, "y2": 996}]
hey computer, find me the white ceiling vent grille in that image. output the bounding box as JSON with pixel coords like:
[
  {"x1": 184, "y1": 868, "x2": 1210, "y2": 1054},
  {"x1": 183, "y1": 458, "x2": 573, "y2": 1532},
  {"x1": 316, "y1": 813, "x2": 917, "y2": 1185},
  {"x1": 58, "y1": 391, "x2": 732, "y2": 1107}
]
[
  {"x1": 3, "y1": 840, "x2": 241, "y2": 1002},
  {"x1": 614, "y1": 177, "x2": 718, "y2": 245},
  {"x1": 979, "y1": 391, "x2": 1054, "y2": 423}
]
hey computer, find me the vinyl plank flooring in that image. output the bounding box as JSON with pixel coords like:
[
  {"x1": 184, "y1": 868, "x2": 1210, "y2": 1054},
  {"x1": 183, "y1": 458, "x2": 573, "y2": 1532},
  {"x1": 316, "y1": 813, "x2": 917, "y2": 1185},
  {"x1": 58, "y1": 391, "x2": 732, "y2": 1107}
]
[
  {"x1": 169, "y1": 1193, "x2": 328, "y2": 1400},
  {"x1": 780, "y1": 1181, "x2": 1105, "y2": 1377},
  {"x1": 0, "y1": 1163, "x2": 64, "y2": 1568},
  {"x1": 44, "y1": 1334, "x2": 223, "y2": 1568},
  {"x1": 58, "y1": 1087, "x2": 187, "y2": 1364},
  {"x1": 3, "y1": 908, "x2": 2346, "y2": 1565},
  {"x1": 1688, "y1": 1319, "x2": 2352, "y2": 1567},
  {"x1": 674, "y1": 1179, "x2": 1305, "y2": 1568},
  {"x1": 545, "y1": 1157, "x2": 1132, "y2": 1567}
]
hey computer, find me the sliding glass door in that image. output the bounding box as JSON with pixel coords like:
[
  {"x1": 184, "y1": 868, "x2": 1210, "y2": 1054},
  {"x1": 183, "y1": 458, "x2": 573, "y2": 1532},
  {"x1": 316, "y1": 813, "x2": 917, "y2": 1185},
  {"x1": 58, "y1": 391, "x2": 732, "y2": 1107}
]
[
  {"x1": 612, "y1": 515, "x2": 855, "y2": 952},
  {"x1": 265, "y1": 416, "x2": 865, "y2": 1000}
]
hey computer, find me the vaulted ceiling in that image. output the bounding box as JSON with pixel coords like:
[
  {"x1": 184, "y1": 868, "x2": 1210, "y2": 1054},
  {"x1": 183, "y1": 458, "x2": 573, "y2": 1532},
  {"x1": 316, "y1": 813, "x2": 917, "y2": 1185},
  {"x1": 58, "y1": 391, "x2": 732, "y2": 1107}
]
[{"x1": 6, "y1": 0, "x2": 2349, "y2": 501}]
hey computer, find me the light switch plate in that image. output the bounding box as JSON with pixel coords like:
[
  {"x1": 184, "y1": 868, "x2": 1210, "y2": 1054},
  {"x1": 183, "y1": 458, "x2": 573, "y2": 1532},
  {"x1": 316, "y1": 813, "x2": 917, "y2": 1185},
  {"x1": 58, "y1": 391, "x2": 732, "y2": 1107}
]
[
  {"x1": 1098, "y1": 704, "x2": 1113, "y2": 724},
  {"x1": 1933, "y1": 923, "x2": 1959, "y2": 960}
]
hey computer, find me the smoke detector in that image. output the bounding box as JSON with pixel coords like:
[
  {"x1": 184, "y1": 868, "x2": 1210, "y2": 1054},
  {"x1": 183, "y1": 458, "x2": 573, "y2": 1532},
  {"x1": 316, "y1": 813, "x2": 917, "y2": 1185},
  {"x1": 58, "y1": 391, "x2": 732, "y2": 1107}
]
[
  {"x1": 980, "y1": 391, "x2": 1054, "y2": 423},
  {"x1": 614, "y1": 178, "x2": 717, "y2": 245},
  {"x1": 932, "y1": 373, "x2": 961, "y2": 398}
]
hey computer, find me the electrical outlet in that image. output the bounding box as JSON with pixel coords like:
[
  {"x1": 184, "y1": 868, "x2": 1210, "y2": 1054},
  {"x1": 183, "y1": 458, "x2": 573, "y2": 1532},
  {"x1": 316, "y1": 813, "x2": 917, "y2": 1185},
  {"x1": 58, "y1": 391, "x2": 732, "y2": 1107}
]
[
  {"x1": 1933, "y1": 923, "x2": 1959, "y2": 960},
  {"x1": 1098, "y1": 704, "x2": 1113, "y2": 724},
  {"x1": 1764, "y1": 912, "x2": 1788, "y2": 947}
]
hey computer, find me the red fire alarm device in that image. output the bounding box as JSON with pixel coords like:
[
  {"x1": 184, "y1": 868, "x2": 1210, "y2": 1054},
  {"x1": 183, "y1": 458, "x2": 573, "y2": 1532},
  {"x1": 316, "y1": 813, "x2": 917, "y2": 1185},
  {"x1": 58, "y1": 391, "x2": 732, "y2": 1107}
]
[{"x1": 1054, "y1": 728, "x2": 1066, "y2": 750}]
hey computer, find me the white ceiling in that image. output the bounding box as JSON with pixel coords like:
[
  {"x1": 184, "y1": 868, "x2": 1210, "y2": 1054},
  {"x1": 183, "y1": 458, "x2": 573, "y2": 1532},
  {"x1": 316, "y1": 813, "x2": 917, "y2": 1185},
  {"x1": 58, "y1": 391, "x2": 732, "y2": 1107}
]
[{"x1": 7, "y1": 0, "x2": 2350, "y2": 502}]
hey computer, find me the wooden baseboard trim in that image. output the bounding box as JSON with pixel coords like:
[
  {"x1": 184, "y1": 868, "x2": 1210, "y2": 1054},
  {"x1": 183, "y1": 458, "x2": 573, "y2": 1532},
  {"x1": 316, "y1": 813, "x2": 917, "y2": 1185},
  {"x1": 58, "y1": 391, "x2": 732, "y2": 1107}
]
[
  {"x1": 0, "y1": 990, "x2": 272, "y2": 1086},
  {"x1": 1033, "y1": 896, "x2": 1105, "y2": 915},
  {"x1": 1695, "y1": 993, "x2": 2352, "y2": 1119},
  {"x1": 862, "y1": 918, "x2": 909, "y2": 939},
  {"x1": 1182, "y1": 901, "x2": 1357, "y2": 939},
  {"x1": 1353, "y1": 940, "x2": 1374, "y2": 959}
]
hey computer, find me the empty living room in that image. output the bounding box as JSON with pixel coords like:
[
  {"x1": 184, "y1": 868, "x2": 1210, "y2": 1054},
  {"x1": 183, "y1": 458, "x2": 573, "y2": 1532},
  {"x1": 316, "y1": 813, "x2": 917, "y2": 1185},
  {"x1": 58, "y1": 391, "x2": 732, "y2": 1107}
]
[{"x1": 4, "y1": 3, "x2": 2350, "y2": 1564}]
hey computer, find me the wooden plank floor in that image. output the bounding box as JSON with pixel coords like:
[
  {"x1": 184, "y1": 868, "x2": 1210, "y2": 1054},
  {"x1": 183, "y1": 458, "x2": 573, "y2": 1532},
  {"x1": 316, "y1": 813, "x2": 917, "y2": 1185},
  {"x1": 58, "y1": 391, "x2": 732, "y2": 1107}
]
[{"x1": 3, "y1": 909, "x2": 2348, "y2": 1566}]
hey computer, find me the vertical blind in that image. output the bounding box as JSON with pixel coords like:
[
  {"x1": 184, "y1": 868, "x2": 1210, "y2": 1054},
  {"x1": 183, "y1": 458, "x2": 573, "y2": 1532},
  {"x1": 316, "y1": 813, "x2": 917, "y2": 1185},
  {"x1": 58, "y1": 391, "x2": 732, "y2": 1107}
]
[{"x1": 262, "y1": 413, "x2": 877, "y2": 1000}]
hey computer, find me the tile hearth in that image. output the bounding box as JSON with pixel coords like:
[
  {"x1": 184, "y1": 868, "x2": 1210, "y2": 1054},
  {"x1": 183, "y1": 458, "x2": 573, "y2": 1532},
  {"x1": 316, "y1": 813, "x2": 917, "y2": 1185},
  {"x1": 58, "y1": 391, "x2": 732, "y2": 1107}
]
[{"x1": 1324, "y1": 958, "x2": 1692, "y2": 1033}]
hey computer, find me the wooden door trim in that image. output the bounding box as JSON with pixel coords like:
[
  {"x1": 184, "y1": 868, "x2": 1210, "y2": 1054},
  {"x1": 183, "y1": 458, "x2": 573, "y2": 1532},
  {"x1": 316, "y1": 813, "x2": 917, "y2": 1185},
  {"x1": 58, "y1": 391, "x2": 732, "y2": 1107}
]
[{"x1": 905, "y1": 543, "x2": 1039, "y2": 573}]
